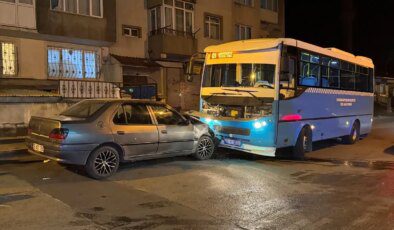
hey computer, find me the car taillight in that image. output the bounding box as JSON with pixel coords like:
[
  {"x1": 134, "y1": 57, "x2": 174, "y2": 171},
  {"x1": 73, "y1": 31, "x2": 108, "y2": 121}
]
[
  {"x1": 280, "y1": 114, "x2": 303, "y2": 122},
  {"x1": 49, "y1": 128, "x2": 69, "y2": 140}
]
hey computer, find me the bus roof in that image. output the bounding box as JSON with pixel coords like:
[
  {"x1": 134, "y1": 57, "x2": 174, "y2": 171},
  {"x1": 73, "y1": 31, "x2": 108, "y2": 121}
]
[{"x1": 204, "y1": 38, "x2": 374, "y2": 68}]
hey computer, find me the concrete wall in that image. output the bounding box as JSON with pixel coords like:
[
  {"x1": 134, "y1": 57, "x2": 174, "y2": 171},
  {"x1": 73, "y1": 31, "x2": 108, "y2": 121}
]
[
  {"x1": 36, "y1": 0, "x2": 116, "y2": 43},
  {"x1": 0, "y1": 102, "x2": 72, "y2": 126},
  {"x1": 110, "y1": 0, "x2": 147, "y2": 58},
  {"x1": 0, "y1": 102, "x2": 75, "y2": 137}
]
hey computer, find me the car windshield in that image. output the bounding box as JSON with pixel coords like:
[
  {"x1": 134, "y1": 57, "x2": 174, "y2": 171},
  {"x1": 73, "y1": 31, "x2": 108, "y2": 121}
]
[
  {"x1": 202, "y1": 63, "x2": 276, "y2": 88},
  {"x1": 61, "y1": 100, "x2": 107, "y2": 118}
]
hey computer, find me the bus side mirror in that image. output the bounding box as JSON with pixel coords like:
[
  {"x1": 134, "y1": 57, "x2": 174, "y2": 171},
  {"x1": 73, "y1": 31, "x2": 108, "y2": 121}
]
[{"x1": 185, "y1": 53, "x2": 205, "y2": 82}]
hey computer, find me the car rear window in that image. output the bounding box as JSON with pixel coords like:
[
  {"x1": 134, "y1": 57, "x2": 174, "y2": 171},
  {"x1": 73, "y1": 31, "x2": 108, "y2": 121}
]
[{"x1": 61, "y1": 101, "x2": 107, "y2": 118}]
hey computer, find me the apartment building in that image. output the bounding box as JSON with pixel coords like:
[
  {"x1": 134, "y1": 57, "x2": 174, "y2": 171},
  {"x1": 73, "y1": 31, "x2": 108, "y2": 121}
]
[
  {"x1": 0, "y1": 0, "x2": 284, "y2": 135},
  {"x1": 0, "y1": 0, "x2": 117, "y2": 134},
  {"x1": 111, "y1": 0, "x2": 285, "y2": 111}
]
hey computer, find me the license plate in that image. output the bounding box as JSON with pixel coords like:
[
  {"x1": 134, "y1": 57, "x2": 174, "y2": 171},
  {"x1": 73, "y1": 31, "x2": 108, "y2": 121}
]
[
  {"x1": 223, "y1": 138, "x2": 242, "y2": 147},
  {"x1": 33, "y1": 143, "x2": 44, "y2": 153}
]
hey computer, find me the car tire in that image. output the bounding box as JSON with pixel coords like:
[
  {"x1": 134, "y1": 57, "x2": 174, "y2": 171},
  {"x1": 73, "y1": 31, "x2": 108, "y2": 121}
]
[
  {"x1": 292, "y1": 126, "x2": 312, "y2": 159},
  {"x1": 193, "y1": 136, "x2": 215, "y2": 160},
  {"x1": 85, "y1": 146, "x2": 120, "y2": 180},
  {"x1": 343, "y1": 121, "x2": 360, "y2": 145}
]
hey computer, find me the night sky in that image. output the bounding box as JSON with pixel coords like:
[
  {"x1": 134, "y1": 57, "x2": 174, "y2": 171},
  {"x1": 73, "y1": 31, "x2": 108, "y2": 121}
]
[{"x1": 285, "y1": 0, "x2": 394, "y2": 77}]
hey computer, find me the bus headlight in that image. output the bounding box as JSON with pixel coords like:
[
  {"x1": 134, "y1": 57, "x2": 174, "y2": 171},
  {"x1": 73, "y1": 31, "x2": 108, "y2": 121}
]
[{"x1": 254, "y1": 121, "x2": 267, "y2": 129}]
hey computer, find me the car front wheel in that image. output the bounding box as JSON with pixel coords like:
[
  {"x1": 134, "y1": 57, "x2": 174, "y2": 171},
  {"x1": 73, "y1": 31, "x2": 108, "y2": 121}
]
[
  {"x1": 85, "y1": 146, "x2": 120, "y2": 179},
  {"x1": 193, "y1": 136, "x2": 215, "y2": 160}
]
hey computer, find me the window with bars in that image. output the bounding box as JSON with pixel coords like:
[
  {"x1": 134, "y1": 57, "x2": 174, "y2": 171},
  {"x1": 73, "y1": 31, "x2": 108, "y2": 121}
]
[
  {"x1": 0, "y1": 42, "x2": 17, "y2": 77},
  {"x1": 50, "y1": 0, "x2": 103, "y2": 18},
  {"x1": 204, "y1": 14, "x2": 222, "y2": 40},
  {"x1": 47, "y1": 47, "x2": 99, "y2": 79}
]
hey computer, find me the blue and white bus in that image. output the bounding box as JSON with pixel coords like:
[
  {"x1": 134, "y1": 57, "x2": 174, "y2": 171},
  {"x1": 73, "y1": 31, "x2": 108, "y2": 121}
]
[{"x1": 191, "y1": 38, "x2": 374, "y2": 158}]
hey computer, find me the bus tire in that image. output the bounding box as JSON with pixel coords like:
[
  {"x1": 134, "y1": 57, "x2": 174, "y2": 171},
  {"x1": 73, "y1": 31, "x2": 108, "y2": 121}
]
[
  {"x1": 343, "y1": 121, "x2": 360, "y2": 145},
  {"x1": 293, "y1": 126, "x2": 312, "y2": 159}
]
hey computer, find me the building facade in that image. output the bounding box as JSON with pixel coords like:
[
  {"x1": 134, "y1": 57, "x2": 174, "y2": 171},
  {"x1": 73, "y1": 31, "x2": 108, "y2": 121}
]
[
  {"x1": 0, "y1": 0, "x2": 284, "y2": 136},
  {"x1": 0, "y1": 0, "x2": 117, "y2": 135},
  {"x1": 111, "y1": 0, "x2": 285, "y2": 111}
]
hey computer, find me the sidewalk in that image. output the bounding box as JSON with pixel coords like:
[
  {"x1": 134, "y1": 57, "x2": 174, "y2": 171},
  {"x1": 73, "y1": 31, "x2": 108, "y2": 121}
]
[
  {"x1": 0, "y1": 173, "x2": 97, "y2": 229},
  {"x1": 0, "y1": 137, "x2": 30, "y2": 162}
]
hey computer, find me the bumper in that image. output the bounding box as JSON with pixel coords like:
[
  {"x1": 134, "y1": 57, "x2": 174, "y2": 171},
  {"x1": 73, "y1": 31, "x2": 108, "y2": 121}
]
[
  {"x1": 26, "y1": 138, "x2": 96, "y2": 166},
  {"x1": 219, "y1": 141, "x2": 277, "y2": 157}
]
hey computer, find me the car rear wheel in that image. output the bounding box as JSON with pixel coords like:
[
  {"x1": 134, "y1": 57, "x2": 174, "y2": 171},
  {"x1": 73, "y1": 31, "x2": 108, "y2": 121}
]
[
  {"x1": 85, "y1": 146, "x2": 120, "y2": 180},
  {"x1": 193, "y1": 136, "x2": 215, "y2": 160}
]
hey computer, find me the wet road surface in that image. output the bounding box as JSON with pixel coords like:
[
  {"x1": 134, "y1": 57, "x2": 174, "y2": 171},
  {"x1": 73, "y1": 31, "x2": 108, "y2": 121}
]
[{"x1": 0, "y1": 117, "x2": 393, "y2": 229}]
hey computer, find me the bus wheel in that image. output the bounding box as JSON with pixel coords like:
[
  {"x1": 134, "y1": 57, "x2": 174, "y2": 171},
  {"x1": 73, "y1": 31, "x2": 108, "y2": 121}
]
[
  {"x1": 293, "y1": 126, "x2": 312, "y2": 159},
  {"x1": 343, "y1": 121, "x2": 360, "y2": 145}
]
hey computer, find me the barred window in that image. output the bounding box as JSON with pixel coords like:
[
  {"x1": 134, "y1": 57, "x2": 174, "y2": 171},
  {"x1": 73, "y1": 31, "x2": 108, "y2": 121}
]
[
  {"x1": 48, "y1": 47, "x2": 99, "y2": 79},
  {"x1": 0, "y1": 42, "x2": 17, "y2": 76}
]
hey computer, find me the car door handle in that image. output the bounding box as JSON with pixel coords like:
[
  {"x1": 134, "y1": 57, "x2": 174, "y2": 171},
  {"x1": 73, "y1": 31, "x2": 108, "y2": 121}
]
[
  {"x1": 117, "y1": 131, "x2": 125, "y2": 135},
  {"x1": 161, "y1": 130, "x2": 168, "y2": 134}
]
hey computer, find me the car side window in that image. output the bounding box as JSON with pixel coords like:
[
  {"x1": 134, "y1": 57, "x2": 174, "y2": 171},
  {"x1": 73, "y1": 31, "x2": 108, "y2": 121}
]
[
  {"x1": 113, "y1": 104, "x2": 152, "y2": 125},
  {"x1": 113, "y1": 106, "x2": 127, "y2": 125},
  {"x1": 151, "y1": 105, "x2": 184, "y2": 125}
]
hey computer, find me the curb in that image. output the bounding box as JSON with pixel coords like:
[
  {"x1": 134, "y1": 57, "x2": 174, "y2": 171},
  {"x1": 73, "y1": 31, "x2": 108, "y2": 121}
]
[
  {"x1": 0, "y1": 137, "x2": 26, "y2": 145},
  {"x1": 0, "y1": 149, "x2": 29, "y2": 162}
]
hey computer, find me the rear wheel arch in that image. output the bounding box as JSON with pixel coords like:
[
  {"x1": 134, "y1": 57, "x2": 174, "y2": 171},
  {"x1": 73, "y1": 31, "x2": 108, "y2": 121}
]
[
  {"x1": 292, "y1": 124, "x2": 313, "y2": 159},
  {"x1": 293, "y1": 123, "x2": 312, "y2": 146},
  {"x1": 354, "y1": 119, "x2": 361, "y2": 129},
  {"x1": 91, "y1": 142, "x2": 125, "y2": 162}
]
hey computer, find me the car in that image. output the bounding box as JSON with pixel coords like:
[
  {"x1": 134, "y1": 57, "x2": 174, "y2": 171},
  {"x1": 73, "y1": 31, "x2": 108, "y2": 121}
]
[{"x1": 26, "y1": 99, "x2": 215, "y2": 179}]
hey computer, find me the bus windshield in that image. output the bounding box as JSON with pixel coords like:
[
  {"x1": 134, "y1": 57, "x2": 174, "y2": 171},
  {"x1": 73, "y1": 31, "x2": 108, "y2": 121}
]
[{"x1": 202, "y1": 63, "x2": 276, "y2": 89}]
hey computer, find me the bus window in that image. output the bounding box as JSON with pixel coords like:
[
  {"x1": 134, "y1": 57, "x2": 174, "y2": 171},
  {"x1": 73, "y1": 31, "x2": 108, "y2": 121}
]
[
  {"x1": 280, "y1": 56, "x2": 296, "y2": 89},
  {"x1": 203, "y1": 64, "x2": 275, "y2": 88},
  {"x1": 299, "y1": 62, "x2": 320, "y2": 87},
  {"x1": 321, "y1": 65, "x2": 340, "y2": 88},
  {"x1": 340, "y1": 71, "x2": 355, "y2": 90},
  {"x1": 355, "y1": 66, "x2": 369, "y2": 92},
  {"x1": 355, "y1": 73, "x2": 369, "y2": 92}
]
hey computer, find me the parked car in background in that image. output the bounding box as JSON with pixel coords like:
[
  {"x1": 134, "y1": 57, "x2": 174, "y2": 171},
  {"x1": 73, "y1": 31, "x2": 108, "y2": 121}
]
[{"x1": 26, "y1": 99, "x2": 215, "y2": 179}]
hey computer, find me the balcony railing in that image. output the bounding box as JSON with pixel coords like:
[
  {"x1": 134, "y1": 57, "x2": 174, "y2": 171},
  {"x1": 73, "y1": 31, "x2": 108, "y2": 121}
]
[
  {"x1": 149, "y1": 27, "x2": 196, "y2": 39},
  {"x1": 59, "y1": 80, "x2": 121, "y2": 99}
]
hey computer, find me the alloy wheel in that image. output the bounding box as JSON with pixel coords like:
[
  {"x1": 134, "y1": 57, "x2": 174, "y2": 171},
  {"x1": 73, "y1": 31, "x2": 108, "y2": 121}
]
[
  {"x1": 197, "y1": 137, "x2": 214, "y2": 159},
  {"x1": 94, "y1": 149, "x2": 118, "y2": 176}
]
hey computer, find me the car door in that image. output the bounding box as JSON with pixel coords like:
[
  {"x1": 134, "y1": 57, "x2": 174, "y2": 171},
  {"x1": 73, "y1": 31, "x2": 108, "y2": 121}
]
[
  {"x1": 111, "y1": 103, "x2": 159, "y2": 159},
  {"x1": 150, "y1": 105, "x2": 195, "y2": 155}
]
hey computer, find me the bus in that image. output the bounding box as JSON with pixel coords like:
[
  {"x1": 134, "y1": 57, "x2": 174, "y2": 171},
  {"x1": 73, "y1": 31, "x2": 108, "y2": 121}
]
[{"x1": 189, "y1": 38, "x2": 374, "y2": 158}]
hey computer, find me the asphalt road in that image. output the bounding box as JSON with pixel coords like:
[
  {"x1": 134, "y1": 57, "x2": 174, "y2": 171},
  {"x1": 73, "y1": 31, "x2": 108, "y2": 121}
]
[{"x1": 0, "y1": 117, "x2": 393, "y2": 230}]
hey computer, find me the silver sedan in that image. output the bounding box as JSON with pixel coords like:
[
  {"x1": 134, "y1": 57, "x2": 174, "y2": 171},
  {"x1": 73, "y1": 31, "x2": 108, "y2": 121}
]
[{"x1": 26, "y1": 99, "x2": 215, "y2": 179}]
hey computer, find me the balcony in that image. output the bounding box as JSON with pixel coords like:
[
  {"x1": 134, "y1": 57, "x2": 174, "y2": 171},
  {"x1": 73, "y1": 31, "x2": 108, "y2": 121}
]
[{"x1": 148, "y1": 27, "x2": 197, "y2": 61}]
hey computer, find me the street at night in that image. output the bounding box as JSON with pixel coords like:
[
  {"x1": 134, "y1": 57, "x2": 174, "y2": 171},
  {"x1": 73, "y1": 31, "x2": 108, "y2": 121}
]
[
  {"x1": 1, "y1": 0, "x2": 394, "y2": 229},
  {"x1": 1, "y1": 116, "x2": 393, "y2": 230}
]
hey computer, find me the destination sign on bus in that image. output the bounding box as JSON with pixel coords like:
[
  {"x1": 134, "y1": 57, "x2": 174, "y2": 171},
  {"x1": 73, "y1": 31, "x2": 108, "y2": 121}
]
[{"x1": 210, "y1": 52, "x2": 233, "y2": 59}]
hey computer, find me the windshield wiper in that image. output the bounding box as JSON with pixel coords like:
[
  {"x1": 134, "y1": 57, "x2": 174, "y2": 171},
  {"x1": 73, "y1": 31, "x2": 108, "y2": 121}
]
[
  {"x1": 204, "y1": 92, "x2": 238, "y2": 101},
  {"x1": 221, "y1": 88, "x2": 261, "y2": 101}
]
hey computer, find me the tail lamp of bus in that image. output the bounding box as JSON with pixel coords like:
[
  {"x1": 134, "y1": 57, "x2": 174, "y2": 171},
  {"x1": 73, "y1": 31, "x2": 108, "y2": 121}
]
[
  {"x1": 280, "y1": 114, "x2": 303, "y2": 122},
  {"x1": 49, "y1": 128, "x2": 69, "y2": 140}
]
